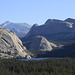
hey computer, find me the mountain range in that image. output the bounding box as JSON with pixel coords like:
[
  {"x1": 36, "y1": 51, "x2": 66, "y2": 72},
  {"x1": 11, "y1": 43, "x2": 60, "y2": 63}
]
[
  {"x1": 22, "y1": 18, "x2": 75, "y2": 42},
  {"x1": 21, "y1": 18, "x2": 75, "y2": 57},
  {"x1": 1, "y1": 18, "x2": 75, "y2": 58},
  {"x1": 0, "y1": 21, "x2": 32, "y2": 38}
]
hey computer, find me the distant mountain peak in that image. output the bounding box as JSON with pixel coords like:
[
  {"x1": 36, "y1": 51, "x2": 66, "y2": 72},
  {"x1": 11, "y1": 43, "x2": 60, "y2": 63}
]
[
  {"x1": 33, "y1": 24, "x2": 39, "y2": 26},
  {"x1": 0, "y1": 21, "x2": 32, "y2": 37},
  {"x1": 45, "y1": 19, "x2": 63, "y2": 25},
  {"x1": 31, "y1": 24, "x2": 39, "y2": 29},
  {"x1": 65, "y1": 18, "x2": 75, "y2": 20},
  {"x1": 23, "y1": 18, "x2": 75, "y2": 42},
  {"x1": 65, "y1": 18, "x2": 75, "y2": 23},
  {"x1": 45, "y1": 19, "x2": 53, "y2": 25},
  {"x1": 5, "y1": 21, "x2": 11, "y2": 24}
]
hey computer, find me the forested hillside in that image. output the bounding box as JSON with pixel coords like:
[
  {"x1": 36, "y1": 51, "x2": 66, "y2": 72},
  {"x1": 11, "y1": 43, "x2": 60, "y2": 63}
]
[{"x1": 0, "y1": 58, "x2": 75, "y2": 75}]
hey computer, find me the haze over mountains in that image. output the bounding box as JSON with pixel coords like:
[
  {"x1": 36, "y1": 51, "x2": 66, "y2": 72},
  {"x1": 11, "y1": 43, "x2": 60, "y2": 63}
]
[
  {"x1": 0, "y1": 21, "x2": 31, "y2": 38},
  {"x1": 23, "y1": 18, "x2": 75, "y2": 42}
]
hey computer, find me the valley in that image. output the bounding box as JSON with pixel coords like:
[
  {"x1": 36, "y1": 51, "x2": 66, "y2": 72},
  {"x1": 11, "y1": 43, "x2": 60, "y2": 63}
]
[
  {"x1": 1, "y1": 0, "x2": 75, "y2": 75},
  {"x1": 21, "y1": 18, "x2": 75, "y2": 58},
  {"x1": 1, "y1": 18, "x2": 75, "y2": 59},
  {"x1": 0, "y1": 18, "x2": 75, "y2": 75}
]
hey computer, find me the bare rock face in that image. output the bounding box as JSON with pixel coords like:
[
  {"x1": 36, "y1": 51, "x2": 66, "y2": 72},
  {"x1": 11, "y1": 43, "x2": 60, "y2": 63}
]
[
  {"x1": 29, "y1": 36, "x2": 57, "y2": 51},
  {"x1": 0, "y1": 26, "x2": 31, "y2": 59}
]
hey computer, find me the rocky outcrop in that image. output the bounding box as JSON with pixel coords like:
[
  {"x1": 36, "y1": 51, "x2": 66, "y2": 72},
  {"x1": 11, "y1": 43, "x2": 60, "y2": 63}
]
[
  {"x1": 0, "y1": 26, "x2": 31, "y2": 59},
  {"x1": 22, "y1": 18, "x2": 75, "y2": 42},
  {"x1": 29, "y1": 36, "x2": 57, "y2": 51}
]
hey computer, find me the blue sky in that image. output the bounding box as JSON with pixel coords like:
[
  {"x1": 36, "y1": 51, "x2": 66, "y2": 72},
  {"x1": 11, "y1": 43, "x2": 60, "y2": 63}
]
[{"x1": 0, "y1": 0, "x2": 75, "y2": 25}]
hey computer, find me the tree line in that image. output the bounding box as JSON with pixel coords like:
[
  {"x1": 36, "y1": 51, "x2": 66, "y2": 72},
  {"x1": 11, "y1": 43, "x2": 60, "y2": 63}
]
[{"x1": 0, "y1": 58, "x2": 75, "y2": 75}]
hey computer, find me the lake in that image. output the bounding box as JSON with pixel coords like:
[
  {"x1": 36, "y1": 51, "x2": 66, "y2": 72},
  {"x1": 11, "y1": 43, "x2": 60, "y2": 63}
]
[
  {"x1": 21, "y1": 58, "x2": 48, "y2": 61},
  {"x1": 20, "y1": 57, "x2": 63, "y2": 61}
]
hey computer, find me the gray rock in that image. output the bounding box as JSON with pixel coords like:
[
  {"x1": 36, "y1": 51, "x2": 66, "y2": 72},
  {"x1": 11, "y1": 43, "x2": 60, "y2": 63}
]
[
  {"x1": 29, "y1": 36, "x2": 57, "y2": 51},
  {"x1": 0, "y1": 26, "x2": 31, "y2": 59}
]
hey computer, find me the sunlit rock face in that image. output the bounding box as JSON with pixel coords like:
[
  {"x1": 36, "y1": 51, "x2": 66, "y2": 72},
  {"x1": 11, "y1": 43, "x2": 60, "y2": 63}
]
[
  {"x1": 0, "y1": 26, "x2": 31, "y2": 59},
  {"x1": 29, "y1": 36, "x2": 57, "y2": 51}
]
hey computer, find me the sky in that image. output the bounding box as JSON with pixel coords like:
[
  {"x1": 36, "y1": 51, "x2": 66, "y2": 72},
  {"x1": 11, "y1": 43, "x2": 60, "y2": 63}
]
[{"x1": 0, "y1": 0, "x2": 75, "y2": 25}]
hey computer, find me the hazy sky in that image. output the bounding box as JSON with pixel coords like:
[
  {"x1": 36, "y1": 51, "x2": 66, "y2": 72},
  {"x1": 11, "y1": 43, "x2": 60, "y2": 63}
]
[{"x1": 0, "y1": 0, "x2": 75, "y2": 25}]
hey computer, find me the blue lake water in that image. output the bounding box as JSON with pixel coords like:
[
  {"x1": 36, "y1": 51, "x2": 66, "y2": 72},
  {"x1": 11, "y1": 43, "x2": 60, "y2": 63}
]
[
  {"x1": 21, "y1": 58, "x2": 48, "y2": 61},
  {"x1": 20, "y1": 58, "x2": 63, "y2": 61}
]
